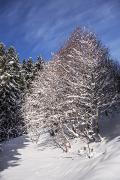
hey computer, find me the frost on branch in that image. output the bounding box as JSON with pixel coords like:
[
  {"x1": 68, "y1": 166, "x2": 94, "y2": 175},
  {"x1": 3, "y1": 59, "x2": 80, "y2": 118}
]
[{"x1": 23, "y1": 28, "x2": 120, "y2": 152}]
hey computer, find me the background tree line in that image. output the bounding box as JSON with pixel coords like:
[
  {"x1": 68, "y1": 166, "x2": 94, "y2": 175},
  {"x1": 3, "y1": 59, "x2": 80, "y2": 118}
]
[{"x1": 0, "y1": 43, "x2": 44, "y2": 141}]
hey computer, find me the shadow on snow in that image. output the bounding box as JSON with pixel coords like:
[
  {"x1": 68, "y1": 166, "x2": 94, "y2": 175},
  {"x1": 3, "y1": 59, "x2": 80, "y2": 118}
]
[{"x1": 0, "y1": 135, "x2": 29, "y2": 172}]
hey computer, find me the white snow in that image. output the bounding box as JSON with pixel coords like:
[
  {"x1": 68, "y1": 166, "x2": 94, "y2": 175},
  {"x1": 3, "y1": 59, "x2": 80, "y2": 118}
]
[
  {"x1": 0, "y1": 136, "x2": 120, "y2": 180},
  {"x1": 1, "y1": 110, "x2": 120, "y2": 180},
  {"x1": 8, "y1": 61, "x2": 14, "y2": 65}
]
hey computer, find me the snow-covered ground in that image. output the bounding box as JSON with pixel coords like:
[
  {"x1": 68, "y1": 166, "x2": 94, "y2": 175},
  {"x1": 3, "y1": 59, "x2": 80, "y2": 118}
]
[
  {"x1": 1, "y1": 135, "x2": 120, "y2": 180},
  {"x1": 0, "y1": 109, "x2": 120, "y2": 180}
]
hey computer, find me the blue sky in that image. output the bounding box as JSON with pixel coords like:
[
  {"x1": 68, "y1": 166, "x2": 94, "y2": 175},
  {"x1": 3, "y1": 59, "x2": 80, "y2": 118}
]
[{"x1": 0, "y1": 0, "x2": 120, "y2": 61}]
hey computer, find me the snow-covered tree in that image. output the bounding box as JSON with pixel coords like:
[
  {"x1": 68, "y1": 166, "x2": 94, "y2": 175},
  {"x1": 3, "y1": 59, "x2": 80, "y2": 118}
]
[
  {"x1": 21, "y1": 56, "x2": 44, "y2": 91},
  {"x1": 0, "y1": 44, "x2": 24, "y2": 141},
  {"x1": 54, "y1": 28, "x2": 120, "y2": 142},
  {"x1": 23, "y1": 61, "x2": 56, "y2": 141},
  {"x1": 23, "y1": 28, "x2": 120, "y2": 151},
  {"x1": 34, "y1": 56, "x2": 44, "y2": 72}
]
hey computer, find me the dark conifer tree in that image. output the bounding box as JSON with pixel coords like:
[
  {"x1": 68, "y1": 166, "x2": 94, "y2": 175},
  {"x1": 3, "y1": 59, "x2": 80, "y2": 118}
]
[
  {"x1": 34, "y1": 56, "x2": 44, "y2": 72},
  {"x1": 0, "y1": 44, "x2": 24, "y2": 141}
]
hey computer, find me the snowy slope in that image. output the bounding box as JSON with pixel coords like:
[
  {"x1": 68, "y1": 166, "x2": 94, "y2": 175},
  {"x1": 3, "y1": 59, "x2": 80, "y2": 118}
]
[
  {"x1": 0, "y1": 110, "x2": 120, "y2": 180},
  {"x1": 1, "y1": 134, "x2": 120, "y2": 180}
]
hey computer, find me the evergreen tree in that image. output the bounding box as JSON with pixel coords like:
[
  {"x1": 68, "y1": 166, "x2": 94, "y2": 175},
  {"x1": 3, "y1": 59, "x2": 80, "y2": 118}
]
[
  {"x1": 0, "y1": 43, "x2": 5, "y2": 56},
  {"x1": 21, "y1": 56, "x2": 44, "y2": 91},
  {"x1": 0, "y1": 44, "x2": 24, "y2": 141},
  {"x1": 34, "y1": 56, "x2": 44, "y2": 72}
]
